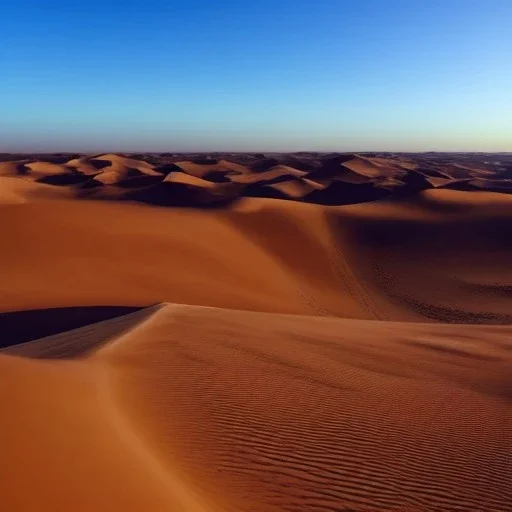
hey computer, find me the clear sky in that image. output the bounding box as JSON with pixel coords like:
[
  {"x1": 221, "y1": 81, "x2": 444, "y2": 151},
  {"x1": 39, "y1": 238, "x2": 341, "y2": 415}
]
[{"x1": 2, "y1": 0, "x2": 511, "y2": 152}]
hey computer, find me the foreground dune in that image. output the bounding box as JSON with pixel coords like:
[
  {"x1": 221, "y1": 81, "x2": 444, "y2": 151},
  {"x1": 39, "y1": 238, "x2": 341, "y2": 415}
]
[
  {"x1": 1, "y1": 304, "x2": 511, "y2": 511},
  {"x1": 1, "y1": 153, "x2": 511, "y2": 511}
]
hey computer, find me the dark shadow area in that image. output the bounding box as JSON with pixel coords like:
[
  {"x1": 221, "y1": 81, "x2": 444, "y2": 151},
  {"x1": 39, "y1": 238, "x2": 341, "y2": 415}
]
[
  {"x1": 37, "y1": 173, "x2": 91, "y2": 186},
  {"x1": 250, "y1": 158, "x2": 280, "y2": 172},
  {"x1": 391, "y1": 170, "x2": 434, "y2": 197},
  {"x1": 124, "y1": 181, "x2": 240, "y2": 208},
  {"x1": 116, "y1": 175, "x2": 165, "y2": 188},
  {"x1": 154, "y1": 163, "x2": 182, "y2": 174},
  {"x1": 202, "y1": 170, "x2": 232, "y2": 183},
  {"x1": 439, "y1": 179, "x2": 481, "y2": 191},
  {"x1": 305, "y1": 181, "x2": 390, "y2": 205},
  {"x1": 0, "y1": 305, "x2": 145, "y2": 349},
  {"x1": 15, "y1": 163, "x2": 30, "y2": 175},
  {"x1": 88, "y1": 158, "x2": 113, "y2": 170},
  {"x1": 243, "y1": 183, "x2": 290, "y2": 200},
  {"x1": 79, "y1": 178, "x2": 104, "y2": 189}
]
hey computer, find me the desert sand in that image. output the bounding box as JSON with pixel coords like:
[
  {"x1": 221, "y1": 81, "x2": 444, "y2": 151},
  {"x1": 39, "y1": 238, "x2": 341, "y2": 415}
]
[{"x1": 0, "y1": 152, "x2": 511, "y2": 511}]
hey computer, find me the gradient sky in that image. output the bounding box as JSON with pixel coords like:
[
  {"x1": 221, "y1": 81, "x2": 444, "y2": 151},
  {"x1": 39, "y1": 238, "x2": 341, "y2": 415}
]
[{"x1": 2, "y1": 0, "x2": 511, "y2": 152}]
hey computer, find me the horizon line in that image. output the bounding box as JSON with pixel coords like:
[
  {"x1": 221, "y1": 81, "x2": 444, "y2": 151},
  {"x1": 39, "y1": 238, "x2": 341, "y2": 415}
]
[{"x1": 1, "y1": 149, "x2": 511, "y2": 155}]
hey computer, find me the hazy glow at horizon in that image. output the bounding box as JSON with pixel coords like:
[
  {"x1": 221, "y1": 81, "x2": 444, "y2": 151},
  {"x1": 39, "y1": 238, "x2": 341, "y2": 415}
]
[{"x1": 2, "y1": 0, "x2": 511, "y2": 153}]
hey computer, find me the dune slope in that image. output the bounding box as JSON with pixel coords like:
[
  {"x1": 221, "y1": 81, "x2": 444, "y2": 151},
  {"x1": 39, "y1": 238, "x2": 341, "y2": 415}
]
[
  {"x1": 1, "y1": 304, "x2": 511, "y2": 511},
  {"x1": 1, "y1": 190, "x2": 511, "y2": 324}
]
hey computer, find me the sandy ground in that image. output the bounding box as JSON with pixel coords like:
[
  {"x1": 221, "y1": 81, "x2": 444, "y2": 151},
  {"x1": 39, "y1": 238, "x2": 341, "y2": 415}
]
[{"x1": 0, "y1": 154, "x2": 511, "y2": 511}]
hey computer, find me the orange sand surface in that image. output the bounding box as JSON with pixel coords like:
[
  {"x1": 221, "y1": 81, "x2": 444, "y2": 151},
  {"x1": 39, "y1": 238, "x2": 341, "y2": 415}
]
[{"x1": 0, "y1": 154, "x2": 511, "y2": 511}]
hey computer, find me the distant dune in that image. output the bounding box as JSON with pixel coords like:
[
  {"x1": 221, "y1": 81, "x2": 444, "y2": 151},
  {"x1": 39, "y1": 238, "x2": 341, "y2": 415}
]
[
  {"x1": 0, "y1": 152, "x2": 511, "y2": 511},
  {"x1": 1, "y1": 152, "x2": 510, "y2": 208}
]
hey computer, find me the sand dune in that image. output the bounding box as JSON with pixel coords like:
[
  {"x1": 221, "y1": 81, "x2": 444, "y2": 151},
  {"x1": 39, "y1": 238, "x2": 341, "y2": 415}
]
[
  {"x1": 1, "y1": 151, "x2": 511, "y2": 511},
  {"x1": 91, "y1": 153, "x2": 157, "y2": 172},
  {"x1": 0, "y1": 340, "x2": 206, "y2": 512},
  {"x1": 164, "y1": 171, "x2": 220, "y2": 189},
  {"x1": 66, "y1": 156, "x2": 113, "y2": 174},
  {"x1": 174, "y1": 159, "x2": 248, "y2": 178},
  {"x1": 265, "y1": 176, "x2": 323, "y2": 199},
  {"x1": 3, "y1": 152, "x2": 507, "y2": 206},
  {"x1": 1, "y1": 189, "x2": 511, "y2": 323},
  {"x1": 0, "y1": 160, "x2": 30, "y2": 176},
  {"x1": 1, "y1": 304, "x2": 511, "y2": 511},
  {"x1": 90, "y1": 154, "x2": 162, "y2": 186},
  {"x1": 24, "y1": 161, "x2": 72, "y2": 178},
  {"x1": 0, "y1": 176, "x2": 72, "y2": 204},
  {"x1": 231, "y1": 165, "x2": 307, "y2": 185}
]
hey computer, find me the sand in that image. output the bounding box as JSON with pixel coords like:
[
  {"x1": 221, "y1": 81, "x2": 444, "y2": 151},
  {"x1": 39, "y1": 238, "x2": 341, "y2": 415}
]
[{"x1": 0, "y1": 153, "x2": 511, "y2": 511}]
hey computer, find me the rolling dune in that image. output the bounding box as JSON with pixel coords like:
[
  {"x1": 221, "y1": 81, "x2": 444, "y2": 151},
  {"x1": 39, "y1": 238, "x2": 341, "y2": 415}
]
[
  {"x1": 1, "y1": 304, "x2": 511, "y2": 511},
  {"x1": 1, "y1": 188, "x2": 510, "y2": 323},
  {"x1": 4, "y1": 152, "x2": 508, "y2": 207},
  {"x1": 1, "y1": 152, "x2": 511, "y2": 511}
]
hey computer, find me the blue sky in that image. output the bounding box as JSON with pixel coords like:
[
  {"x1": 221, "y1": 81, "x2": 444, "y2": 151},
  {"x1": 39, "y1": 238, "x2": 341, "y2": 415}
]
[{"x1": 2, "y1": 0, "x2": 511, "y2": 152}]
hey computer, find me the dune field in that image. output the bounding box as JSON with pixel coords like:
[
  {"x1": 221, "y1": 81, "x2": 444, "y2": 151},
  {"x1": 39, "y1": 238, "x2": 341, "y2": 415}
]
[{"x1": 0, "y1": 152, "x2": 511, "y2": 511}]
